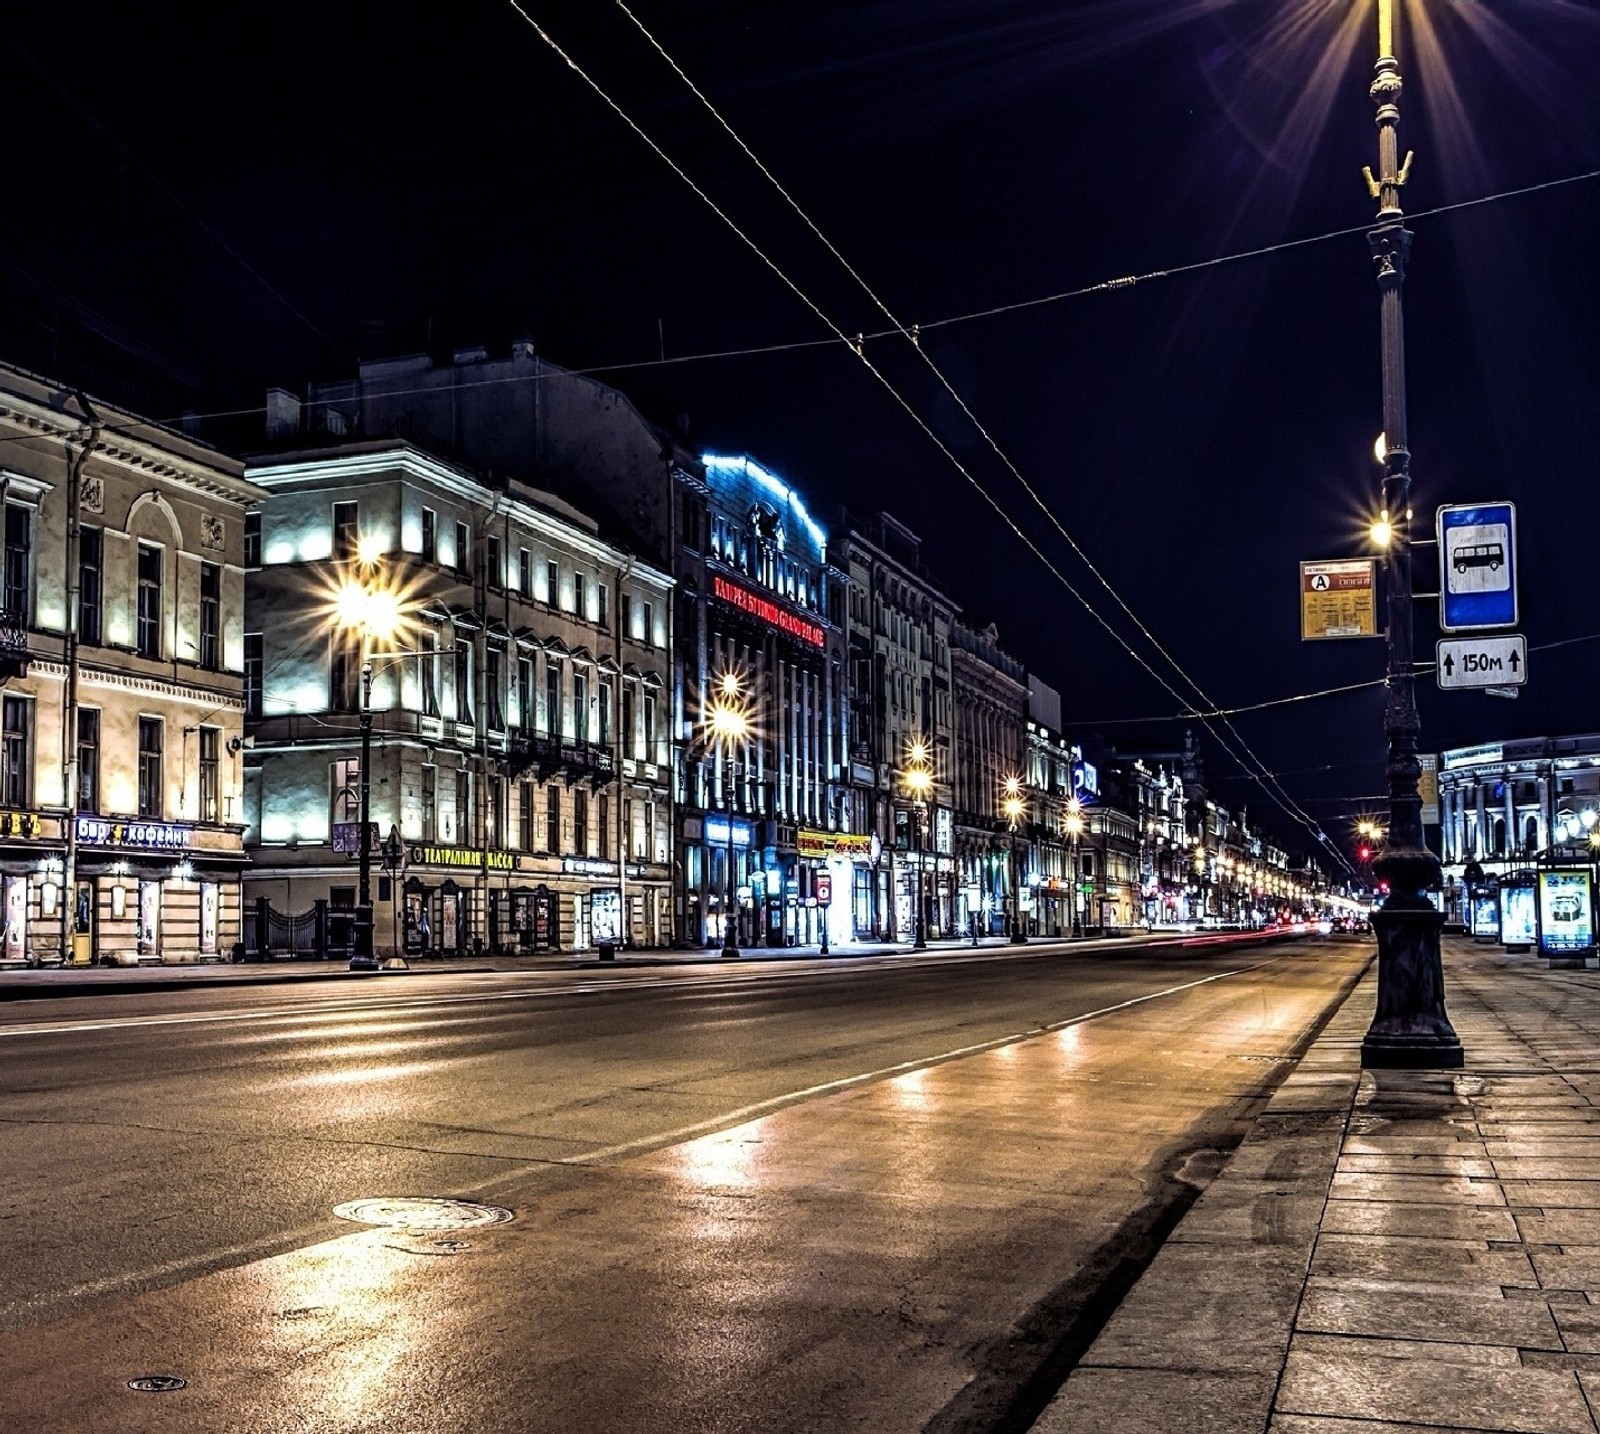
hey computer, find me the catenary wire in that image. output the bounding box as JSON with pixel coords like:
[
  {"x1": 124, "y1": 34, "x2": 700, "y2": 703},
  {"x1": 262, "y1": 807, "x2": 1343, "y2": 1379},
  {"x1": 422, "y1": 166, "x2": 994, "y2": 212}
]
[{"x1": 605, "y1": 0, "x2": 1352, "y2": 872}]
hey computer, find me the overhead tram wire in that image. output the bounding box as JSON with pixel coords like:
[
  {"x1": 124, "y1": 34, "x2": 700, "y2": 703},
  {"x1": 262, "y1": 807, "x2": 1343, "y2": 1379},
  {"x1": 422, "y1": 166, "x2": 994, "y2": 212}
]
[
  {"x1": 0, "y1": 165, "x2": 1591, "y2": 460},
  {"x1": 607, "y1": 1, "x2": 1352, "y2": 873},
  {"x1": 503, "y1": 0, "x2": 1359, "y2": 873}
]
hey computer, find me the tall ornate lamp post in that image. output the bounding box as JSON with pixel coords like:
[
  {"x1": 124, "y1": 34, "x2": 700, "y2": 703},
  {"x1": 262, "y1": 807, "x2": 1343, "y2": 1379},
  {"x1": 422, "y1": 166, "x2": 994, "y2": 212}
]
[
  {"x1": 1064, "y1": 797, "x2": 1084, "y2": 938},
  {"x1": 1360, "y1": 0, "x2": 1462, "y2": 1067},
  {"x1": 903, "y1": 738, "x2": 933, "y2": 950},
  {"x1": 707, "y1": 673, "x2": 750, "y2": 960},
  {"x1": 1001, "y1": 775, "x2": 1027, "y2": 944}
]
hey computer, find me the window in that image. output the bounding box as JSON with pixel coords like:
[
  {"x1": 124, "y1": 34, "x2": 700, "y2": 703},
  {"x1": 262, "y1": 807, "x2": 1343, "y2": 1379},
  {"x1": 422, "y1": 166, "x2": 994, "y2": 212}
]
[
  {"x1": 136, "y1": 544, "x2": 162, "y2": 659},
  {"x1": 546, "y1": 661, "x2": 562, "y2": 738},
  {"x1": 574, "y1": 573, "x2": 587, "y2": 621},
  {"x1": 574, "y1": 788, "x2": 588, "y2": 856},
  {"x1": 545, "y1": 786, "x2": 560, "y2": 853},
  {"x1": 1, "y1": 697, "x2": 29, "y2": 807},
  {"x1": 454, "y1": 769, "x2": 471, "y2": 845},
  {"x1": 244, "y1": 512, "x2": 261, "y2": 566},
  {"x1": 3, "y1": 505, "x2": 30, "y2": 622},
  {"x1": 597, "y1": 581, "x2": 608, "y2": 630},
  {"x1": 421, "y1": 765, "x2": 437, "y2": 841},
  {"x1": 520, "y1": 783, "x2": 535, "y2": 853},
  {"x1": 487, "y1": 777, "x2": 504, "y2": 848},
  {"x1": 546, "y1": 559, "x2": 559, "y2": 607},
  {"x1": 486, "y1": 648, "x2": 504, "y2": 731},
  {"x1": 517, "y1": 656, "x2": 533, "y2": 729},
  {"x1": 198, "y1": 727, "x2": 220, "y2": 823},
  {"x1": 421, "y1": 508, "x2": 437, "y2": 563},
  {"x1": 573, "y1": 670, "x2": 588, "y2": 743},
  {"x1": 643, "y1": 690, "x2": 657, "y2": 762},
  {"x1": 330, "y1": 629, "x2": 360, "y2": 711},
  {"x1": 419, "y1": 632, "x2": 440, "y2": 717},
  {"x1": 76, "y1": 708, "x2": 99, "y2": 814},
  {"x1": 330, "y1": 757, "x2": 361, "y2": 824},
  {"x1": 137, "y1": 717, "x2": 163, "y2": 818},
  {"x1": 78, "y1": 527, "x2": 103, "y2": 645},
  {"x1": 644, "y1": 801, "x2": 656, "y2": 863},
  {"x1": 244, "y1": 634, "x2": 263, "y2": 716},
  {"x1": 519, "y1": 549, "x2": 532, "y2": 599},
  {"x1": 621, "y1": 592, "x2": 632, "y2": 637},
  {"x1": 598, "y1": 680, "x2": 612, "y2": 750},
  {"x1": 643, "y1": 601, "x2": 654, "y2": 647},
  {"x1": 486, "y1": 535, "x2": 502, "y2": 589},
  {"x1": 598, "y1": 793, "x2": 609, "y2": 860},
  {"x1": 623, "y1": 798, "x2": 634, "y2": 860},
  {"x1": 455, "y1": 521, "x2": 470, "y2": 576},
  {"x1": 622, "y1": 685, "x2": 636, "y2": 759},
  {"x1": 453, "y1": 639, "x2": 473, "y2": 723},
  {"x1": 333, "y1": 502, "x2": 359, "y2": 562},
  {"x1": 199, "y1": 563, "x2": 221, "y2": 670}
]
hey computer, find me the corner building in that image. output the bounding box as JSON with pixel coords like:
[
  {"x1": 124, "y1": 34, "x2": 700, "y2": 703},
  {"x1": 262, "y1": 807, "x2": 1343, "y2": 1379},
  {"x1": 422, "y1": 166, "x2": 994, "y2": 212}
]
[{"x1": 0, "y1": 363, "x2": 258, "y2": 965}]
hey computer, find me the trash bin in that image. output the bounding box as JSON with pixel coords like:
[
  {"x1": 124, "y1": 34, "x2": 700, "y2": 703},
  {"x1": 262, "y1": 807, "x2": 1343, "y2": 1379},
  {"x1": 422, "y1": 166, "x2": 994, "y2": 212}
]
[
  {"x1": 596, "y1": 940, "x2": 617, "y2": 962},
  {"x1": 231, "y1": 941, "x2": 246, "y2": 964}
]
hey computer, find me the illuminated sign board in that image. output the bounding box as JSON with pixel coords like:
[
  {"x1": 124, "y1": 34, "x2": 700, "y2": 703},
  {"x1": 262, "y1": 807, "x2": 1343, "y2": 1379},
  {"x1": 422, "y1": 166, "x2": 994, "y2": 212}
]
[
  {"x1": 1470, "y1": 893, "x2": 1499, "y2": 939},
  {"x1": 408, "y1": 844, "x2": 520, "y2": 872},
  {"x1": 796, "y1": 829, "x2": 874, "y2": 860},
  {"x1": 1300, "y1": 559, "x2": 1378, "y2": 640},
  {"x1": 712, "y1": 574, "x2": 825, "y2": 648},
  {"x1": 76, "y1": 817, "x2": 191, "y2": 851},
  {"x1": 705, "y1": 815, "x2": 754, "y2": 847},
  {"x1": 1499, "y1": 884, "x2": 1536, "y2": 948},
  {"x1": 1538, "y1": 870, "x2": 1593, "y2": 954},
  {"x1": 0, "y1": 809, "x2": 50, "y2": 840}
]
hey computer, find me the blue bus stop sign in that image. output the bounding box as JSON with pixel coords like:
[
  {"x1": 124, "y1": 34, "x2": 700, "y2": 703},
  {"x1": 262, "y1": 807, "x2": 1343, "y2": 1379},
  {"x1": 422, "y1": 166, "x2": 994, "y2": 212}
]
[{"x1": 1437, "y1": 501, "x2": 1517, "y2": 632}]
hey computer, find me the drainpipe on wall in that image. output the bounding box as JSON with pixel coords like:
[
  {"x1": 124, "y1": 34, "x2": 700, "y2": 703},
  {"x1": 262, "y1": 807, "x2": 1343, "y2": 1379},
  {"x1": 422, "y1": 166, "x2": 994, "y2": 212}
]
[{"x1": 60, "y1": 395, "x2": 101, "y2": 965}]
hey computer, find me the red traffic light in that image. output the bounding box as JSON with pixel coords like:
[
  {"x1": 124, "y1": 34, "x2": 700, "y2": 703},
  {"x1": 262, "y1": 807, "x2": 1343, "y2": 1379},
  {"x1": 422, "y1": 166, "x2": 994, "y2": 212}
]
[{"x1": 1358, "y1": 845, "x2": 1371, "y2": 862}]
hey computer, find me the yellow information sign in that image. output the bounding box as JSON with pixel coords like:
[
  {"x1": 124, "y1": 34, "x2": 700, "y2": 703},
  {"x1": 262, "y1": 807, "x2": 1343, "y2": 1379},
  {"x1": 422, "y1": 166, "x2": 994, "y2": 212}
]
[{"x1": 1301, "y1": 559, "x2": 1378, "y2": 640}]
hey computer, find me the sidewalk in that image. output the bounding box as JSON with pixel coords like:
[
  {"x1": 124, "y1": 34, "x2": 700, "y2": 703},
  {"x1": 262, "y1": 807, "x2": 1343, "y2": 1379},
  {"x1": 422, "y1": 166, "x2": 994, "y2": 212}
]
[{"x1": 1034, "y1": 935, "x2": 1600, "y2": 1433}]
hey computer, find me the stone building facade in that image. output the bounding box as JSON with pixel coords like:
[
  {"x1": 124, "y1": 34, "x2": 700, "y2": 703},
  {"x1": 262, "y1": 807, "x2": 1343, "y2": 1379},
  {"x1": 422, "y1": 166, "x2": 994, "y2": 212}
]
[{"x1": 0, "y1": 362, "x2": 258, "y2": 965}]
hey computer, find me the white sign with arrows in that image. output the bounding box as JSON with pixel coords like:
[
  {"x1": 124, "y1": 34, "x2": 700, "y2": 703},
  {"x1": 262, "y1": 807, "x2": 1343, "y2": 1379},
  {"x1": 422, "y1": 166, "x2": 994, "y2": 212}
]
[{"x1": 1437, "y1": 635, "x2": 1527, "y2": 690}]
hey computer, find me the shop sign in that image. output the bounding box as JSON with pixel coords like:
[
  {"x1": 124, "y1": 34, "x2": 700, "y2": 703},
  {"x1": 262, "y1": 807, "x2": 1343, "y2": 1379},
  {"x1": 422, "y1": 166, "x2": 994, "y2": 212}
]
[
  {"x1": 711, "y1": 574, "x2": 825, "y2": 648},
  {"x1": 0, "y1": 809, "x2": 48, "y2": 840},
  {"x1": 796, "y1": 829, "x2": 873, "y2": 860},
  {"x1": 704, "y1": 814, "x2": 754, "y2": 847},
  {"x1": 76, "y1": 816, "x2": 191, "y2": 851},
  {"x1": 562, "y1": 857, "x2": 618, "y2": 877},
  {"x1": 408, "y1": 843, "x2": 520, "y2": 872}
]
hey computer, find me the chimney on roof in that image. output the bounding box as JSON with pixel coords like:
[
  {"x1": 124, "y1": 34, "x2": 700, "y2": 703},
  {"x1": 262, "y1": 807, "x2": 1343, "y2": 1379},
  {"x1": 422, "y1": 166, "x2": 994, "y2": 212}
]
[{"x1": 265, "y1": 388, "x2": 301, "y2": 441}]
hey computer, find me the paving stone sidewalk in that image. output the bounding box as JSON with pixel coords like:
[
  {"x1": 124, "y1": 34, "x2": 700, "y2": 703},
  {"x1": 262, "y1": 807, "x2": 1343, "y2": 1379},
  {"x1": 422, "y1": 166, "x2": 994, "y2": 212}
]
[{"x1": 1035, "y1": 936, "x2": 1600, "y2": 1434}]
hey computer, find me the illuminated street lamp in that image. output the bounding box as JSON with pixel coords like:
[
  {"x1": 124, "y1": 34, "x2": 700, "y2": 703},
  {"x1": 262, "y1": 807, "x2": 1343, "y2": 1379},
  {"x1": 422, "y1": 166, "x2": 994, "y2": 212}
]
[
  {"x1": 324, "y1": 558, "x2": 410, "y2": 970},
  {"x1": 1359, "y1": 0, "x2": 1461, "y2": 1067},
  {"x1": 707, "y1": 672, "x2": 750, "y2": 959},
  {"x1": 1064, "y1": 797, "x2": 1085, "y2": 938},
  {"x1": 902, "y1": 738, "x2": 933, "y2": 950},
  {"x1": 1001, "y1": 775, "x2": 1027, "y2": 944}
]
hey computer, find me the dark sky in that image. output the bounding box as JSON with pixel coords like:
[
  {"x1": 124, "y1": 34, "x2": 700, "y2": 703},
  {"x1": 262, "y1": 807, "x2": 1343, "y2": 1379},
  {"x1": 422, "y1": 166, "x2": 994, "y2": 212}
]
[{"x1": 8, "y1": 1, "x2": 1600, "y2": 866}]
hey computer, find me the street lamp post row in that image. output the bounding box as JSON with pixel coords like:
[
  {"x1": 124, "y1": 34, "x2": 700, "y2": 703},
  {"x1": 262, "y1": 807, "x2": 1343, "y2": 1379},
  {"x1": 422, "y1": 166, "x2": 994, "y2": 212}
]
[
  {"x1": 903, "y1": 739, "x2": 933, "y2": 951},
  {"x1": 1001, "y1": 775, "x2": 1026, "y2": 944}
]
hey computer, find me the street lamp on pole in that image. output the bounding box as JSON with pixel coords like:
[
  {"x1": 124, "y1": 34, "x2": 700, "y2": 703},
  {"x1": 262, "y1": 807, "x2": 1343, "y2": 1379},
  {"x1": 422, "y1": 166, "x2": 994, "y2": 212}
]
[
  {"x1": 902, "y1": 738, "x2": 933, "y2": 950},
  {"x1": 707, "y1": 672, "x2": 750, "y2": 960},
  {"x1": 1001, "y1": 775, "x2": 1027, "y2": 944},
  {"x1": 326, "y1": 557, "x2": 409, "y2": 972},
  {"x1": 1359, "y1": 0, "x2": 1462, "y2": 1068},
  {"x1": 1064, "y1": 797, "x2": 1084, "y2": 938}
]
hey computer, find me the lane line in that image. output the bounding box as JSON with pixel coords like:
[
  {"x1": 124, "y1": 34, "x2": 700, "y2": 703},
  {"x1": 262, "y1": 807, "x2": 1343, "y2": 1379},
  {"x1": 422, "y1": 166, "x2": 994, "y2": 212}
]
[{"x1": 470, "y1": 960, "x2": 1269, "y2": 1197}]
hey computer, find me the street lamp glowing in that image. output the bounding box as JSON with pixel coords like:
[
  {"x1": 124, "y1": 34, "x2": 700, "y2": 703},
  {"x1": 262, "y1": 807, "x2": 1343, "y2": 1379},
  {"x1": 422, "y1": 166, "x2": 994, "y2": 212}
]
[
  {"x1": 326, "y1": 574, "x2": 411, "y2": 647},
  {"x1": 1370, "y1": 510, "x2": 1393, "y2": 549},
  {"x1": 356, "y1": 531, "x2": 387, "y2": 566}
]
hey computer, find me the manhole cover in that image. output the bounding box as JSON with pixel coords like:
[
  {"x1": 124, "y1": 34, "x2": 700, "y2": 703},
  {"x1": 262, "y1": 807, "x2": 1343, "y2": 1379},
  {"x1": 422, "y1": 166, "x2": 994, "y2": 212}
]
[
  {"x1": 332, "y1": 1197, "x2": 513, "y2": 1231},
  {"x1": 128, "y1": 1376, "x2": 187, "y2": 1393}
]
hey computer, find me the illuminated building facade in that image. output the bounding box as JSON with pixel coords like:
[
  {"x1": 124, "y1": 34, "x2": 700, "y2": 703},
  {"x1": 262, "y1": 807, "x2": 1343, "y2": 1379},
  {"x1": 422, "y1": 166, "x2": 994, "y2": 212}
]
[
  {"x1": 679, "y1": 455, "x2": 848, "y2": 949},
  {"x1": 1022, "y1": 679, "x2": 1076, "y2": 938},
  {"x1": 951, "y1": 619, "x2": 1027, "y2": 936},
  {"x1": 836, "y1": 512, "x2": 956, "y2": 942},
  {"x1": 242, "y1": 436, "x2": 674, "y2": 954},
  {"x1": 0, "y1": 362, "x2": 258, "y2": 966}
]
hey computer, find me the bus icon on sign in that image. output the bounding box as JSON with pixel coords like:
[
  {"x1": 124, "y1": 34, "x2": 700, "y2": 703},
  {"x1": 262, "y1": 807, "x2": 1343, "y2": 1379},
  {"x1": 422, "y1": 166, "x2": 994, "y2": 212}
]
[{"x1": 1453, "y1": 542, "x2": 1504, "y2": 574}]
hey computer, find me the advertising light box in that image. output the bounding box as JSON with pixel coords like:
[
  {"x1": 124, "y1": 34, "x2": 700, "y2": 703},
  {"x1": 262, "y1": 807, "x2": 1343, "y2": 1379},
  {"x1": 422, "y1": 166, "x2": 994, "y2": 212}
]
[
  {"x1": 1537, "y1": 870, "x2": 1594, "y2": 954},
  {"x1": 1470, "y1": 893, "x2": 1500, "y2": 940},
  {"x1": 1500, "y1": 884, "x2": 1537, "y2": 949}
]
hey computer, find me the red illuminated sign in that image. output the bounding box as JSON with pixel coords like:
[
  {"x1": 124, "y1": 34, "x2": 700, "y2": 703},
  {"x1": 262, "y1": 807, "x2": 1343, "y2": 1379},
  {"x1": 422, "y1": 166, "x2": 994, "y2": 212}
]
[{"x1": 712, "y1": 574, "x2": 825, "y2": 648}]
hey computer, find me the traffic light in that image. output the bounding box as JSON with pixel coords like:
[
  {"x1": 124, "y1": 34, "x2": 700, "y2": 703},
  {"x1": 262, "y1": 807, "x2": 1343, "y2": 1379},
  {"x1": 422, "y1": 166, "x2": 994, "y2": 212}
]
[{"x1": 1358, "y1": 844, "x2": 1371, "y2": 862}]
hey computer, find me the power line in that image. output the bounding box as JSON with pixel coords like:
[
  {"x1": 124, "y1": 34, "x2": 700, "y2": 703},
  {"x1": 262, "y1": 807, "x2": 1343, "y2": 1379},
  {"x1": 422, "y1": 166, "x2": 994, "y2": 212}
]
[{"x1": 603, "y1": 0, "x2": 1354, "y2": 873}]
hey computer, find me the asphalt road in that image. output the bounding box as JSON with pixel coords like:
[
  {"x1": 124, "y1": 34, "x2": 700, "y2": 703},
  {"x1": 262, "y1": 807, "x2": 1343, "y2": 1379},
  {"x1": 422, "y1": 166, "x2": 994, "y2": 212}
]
[{"x1": 0, "y1": 934, "x2": 1370, "y2": 1432}]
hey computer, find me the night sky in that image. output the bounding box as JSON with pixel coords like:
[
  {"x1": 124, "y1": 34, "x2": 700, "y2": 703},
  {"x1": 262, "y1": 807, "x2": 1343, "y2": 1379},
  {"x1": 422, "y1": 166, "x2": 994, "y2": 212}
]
[{"x1": 8, "y1": 1, "x2": 1600, "y2": 866}]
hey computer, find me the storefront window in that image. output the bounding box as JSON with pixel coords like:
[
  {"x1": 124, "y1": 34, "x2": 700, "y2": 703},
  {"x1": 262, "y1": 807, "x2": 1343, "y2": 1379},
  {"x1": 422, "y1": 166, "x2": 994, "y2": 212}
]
[
  {"x1": 200, "y1": 882, "x2": 218, "y2": 954},
  {"x1": 137, "y1": 880, "x2": 160, "y2": 955}
]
